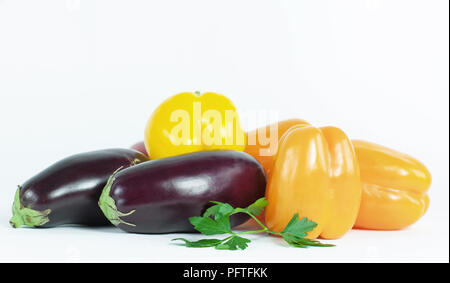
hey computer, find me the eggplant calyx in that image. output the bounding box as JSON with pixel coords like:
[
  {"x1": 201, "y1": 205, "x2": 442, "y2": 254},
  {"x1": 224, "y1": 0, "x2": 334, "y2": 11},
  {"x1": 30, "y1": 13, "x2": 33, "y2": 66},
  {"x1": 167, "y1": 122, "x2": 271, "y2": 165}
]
[
  {"x1": 10, "y1": 187, "x2": 51, "y2": 228},
  {"x1": 131, "y1": 157, "x2": 142, "y2": 166},
  {"x1": 98, "y1": 171, "x2": 136, "y2": 227}
]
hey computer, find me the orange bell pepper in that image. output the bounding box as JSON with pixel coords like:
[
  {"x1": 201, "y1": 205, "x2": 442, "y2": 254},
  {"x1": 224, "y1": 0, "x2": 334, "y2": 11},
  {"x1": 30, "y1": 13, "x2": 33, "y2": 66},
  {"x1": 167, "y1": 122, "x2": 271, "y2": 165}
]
[
  {"x1": 245, "y1": 119, "x2": 309, "y2": 177},
  {"x1": 320, "y1": 127, "x2": 362, "y2": 239},
  {"x1": 352, "y1": 140, "x2": 431, "y2": 230},
  {"x1": 245, "y1": 119, "x2": 432, "y2": 237},
  {"x1": 263, "y1": 125, "x2": 362, "y2": 239}
]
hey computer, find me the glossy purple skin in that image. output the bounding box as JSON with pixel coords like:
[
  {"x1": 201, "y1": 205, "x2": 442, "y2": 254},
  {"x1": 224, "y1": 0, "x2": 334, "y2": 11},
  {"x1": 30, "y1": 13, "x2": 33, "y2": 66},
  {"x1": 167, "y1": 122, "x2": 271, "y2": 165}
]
[
  {"x1": 131, "y1": 141, "x2": 148, "y2": 157},
  {"x1": 20, "y1": 149, "x2": 148, "y2": 227},
  {"x1": 110, "y1": 150, "x2": 267, "y2": 234}
]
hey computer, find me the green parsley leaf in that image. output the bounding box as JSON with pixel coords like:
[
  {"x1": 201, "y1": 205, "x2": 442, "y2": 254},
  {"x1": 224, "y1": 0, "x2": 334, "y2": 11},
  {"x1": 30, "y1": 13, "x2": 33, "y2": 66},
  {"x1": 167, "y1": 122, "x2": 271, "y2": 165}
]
[
  {"x1": 173, "y1": 198, "x2": 335, "y2": 251},
  {"x1": 189, "y1": 216, "x2": 204, "y2": 227},
  {"x1": 189, "y1": 215, "x2": 231, "y2": 235},
  {"x1": 283, "y1": 235, "x2": 334, "y2": 248},
  {"x1": 245, "y1": 197, "x2": 269, "y2": 216},
  {"x1": 281, "y1": 213, "x2": 317, "y2": 238},
  {"x1": 281, "y1": 234, "x2": 309, "y2": 248},
  {"x1": 172, "y1": 238, "x2": 224, "y2": 248},
  {"x1": 215, "y1": 235, "x2": 251, "y2": 250},
  {"x1": 203, "y1": 202, "x2": 234, "y2": 220}
]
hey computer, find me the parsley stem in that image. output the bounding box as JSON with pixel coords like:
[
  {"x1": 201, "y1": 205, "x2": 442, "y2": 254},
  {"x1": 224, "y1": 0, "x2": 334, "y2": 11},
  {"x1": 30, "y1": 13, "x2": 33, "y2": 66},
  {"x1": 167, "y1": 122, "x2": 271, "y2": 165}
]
[
  {"x1": 235, "y1": 228, "x2": 267, "y2": 235},
  {"x1": 239, "y1": 210, "x2": 285, "y2": 237},
  {"x1": 220, "y1": 235, "x2": 233, "y2": 242},
  {"x1": 235, "y1": 209, "x2": 269, "y2": 231}
]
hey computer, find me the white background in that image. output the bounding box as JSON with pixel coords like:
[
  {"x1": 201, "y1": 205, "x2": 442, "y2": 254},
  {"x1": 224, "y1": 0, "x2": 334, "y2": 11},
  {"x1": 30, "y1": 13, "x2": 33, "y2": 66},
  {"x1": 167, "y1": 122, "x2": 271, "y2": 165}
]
[{"x1": 0, "y1": 0, "x2": 448, "y2": 263}]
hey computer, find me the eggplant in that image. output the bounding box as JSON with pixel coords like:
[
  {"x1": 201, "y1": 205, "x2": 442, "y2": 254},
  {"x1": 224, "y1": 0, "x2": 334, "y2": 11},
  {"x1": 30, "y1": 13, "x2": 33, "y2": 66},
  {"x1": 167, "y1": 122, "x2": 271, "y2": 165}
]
[
  {"x1": 99, "y1": 150, "x2": 266, "y2": 234},
  {"x1": 10, "y1": 148, "x2": 148, "y2": 228},
  {"x1": 131, "y1": 141, "x2": 148, "y2": 157}
]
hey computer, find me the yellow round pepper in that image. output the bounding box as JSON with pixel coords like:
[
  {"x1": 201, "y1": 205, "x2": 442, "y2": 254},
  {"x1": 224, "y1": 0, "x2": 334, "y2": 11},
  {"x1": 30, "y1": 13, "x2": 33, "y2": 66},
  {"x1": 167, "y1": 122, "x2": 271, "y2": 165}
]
[{"x1": 145, "y1": 92, "x2": 246, "y2": 159}]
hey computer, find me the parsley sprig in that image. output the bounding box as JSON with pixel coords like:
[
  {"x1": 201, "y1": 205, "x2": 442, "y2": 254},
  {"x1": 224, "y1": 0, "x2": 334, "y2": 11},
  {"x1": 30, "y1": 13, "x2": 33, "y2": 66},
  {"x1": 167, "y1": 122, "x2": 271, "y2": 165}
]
[{"x1": 172, "y1": 197, "x2": 334, "y2": 250}]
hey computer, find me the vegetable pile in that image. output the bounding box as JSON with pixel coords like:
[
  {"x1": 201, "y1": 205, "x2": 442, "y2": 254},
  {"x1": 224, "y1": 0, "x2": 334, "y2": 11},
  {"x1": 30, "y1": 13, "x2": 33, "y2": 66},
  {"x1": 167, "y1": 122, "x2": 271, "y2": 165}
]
[{"x1": 10, "y1": 91, "x2": 432, "y2": 251}]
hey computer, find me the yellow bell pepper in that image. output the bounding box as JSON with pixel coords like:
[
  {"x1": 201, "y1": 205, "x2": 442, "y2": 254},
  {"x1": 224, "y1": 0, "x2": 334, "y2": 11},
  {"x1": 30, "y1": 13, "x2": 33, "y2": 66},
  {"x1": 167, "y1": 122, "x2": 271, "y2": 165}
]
[
  {"x1": 352, "y1": 140, "x2": 431, "y2": 230},
  {"x1": 145, "y1": 92, "x2": 246, "y2": 159}
]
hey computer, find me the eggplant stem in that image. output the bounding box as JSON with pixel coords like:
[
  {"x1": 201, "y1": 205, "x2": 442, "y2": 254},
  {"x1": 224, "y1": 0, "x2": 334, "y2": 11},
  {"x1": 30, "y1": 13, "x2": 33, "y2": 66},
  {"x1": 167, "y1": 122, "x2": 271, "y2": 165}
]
[
  {"x1": 10, "y1": 186, "x2": 51, "y2": 228},
  {"x1": 98, "y1": 169, "x2": 137, "y2": 227}
]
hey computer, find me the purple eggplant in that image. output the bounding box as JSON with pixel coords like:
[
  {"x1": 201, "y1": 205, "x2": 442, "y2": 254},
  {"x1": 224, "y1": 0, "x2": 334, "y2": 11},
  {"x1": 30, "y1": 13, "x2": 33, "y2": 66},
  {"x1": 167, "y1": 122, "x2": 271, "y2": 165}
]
[
  {"x1": 99, "y1": 150, "x2": 266, "y2": 234},
  {"x1": 10, "y1": 148, "x2": 148, "y2": 228}
]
